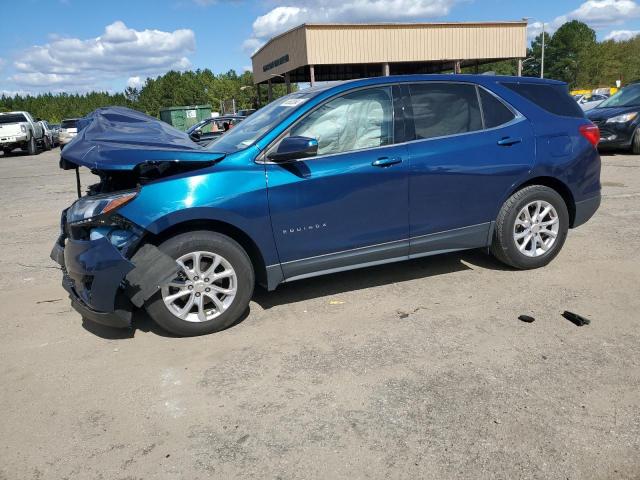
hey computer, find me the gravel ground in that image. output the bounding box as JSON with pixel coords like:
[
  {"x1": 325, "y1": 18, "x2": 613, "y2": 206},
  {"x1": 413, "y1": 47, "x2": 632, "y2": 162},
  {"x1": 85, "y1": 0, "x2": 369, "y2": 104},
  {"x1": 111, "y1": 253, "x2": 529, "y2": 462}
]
[{"x1": 0, "y1": 147, "x2": 639, "y2": 480}]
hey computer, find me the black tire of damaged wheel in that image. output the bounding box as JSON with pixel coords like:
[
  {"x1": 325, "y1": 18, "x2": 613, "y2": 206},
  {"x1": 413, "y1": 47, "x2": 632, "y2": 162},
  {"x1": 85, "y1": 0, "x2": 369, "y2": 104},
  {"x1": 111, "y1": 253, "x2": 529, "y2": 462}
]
[
  {"x1": 490, "y1": 185, "x2": 569, "y2": 270},
  {"x1": 145, "y1": 231, "x2": 254, "y2": 337}
]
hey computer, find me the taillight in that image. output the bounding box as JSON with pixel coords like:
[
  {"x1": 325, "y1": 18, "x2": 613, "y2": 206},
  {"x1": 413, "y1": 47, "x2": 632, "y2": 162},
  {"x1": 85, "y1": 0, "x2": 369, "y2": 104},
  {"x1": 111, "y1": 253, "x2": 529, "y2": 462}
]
[{"x1": 579, "y1": 123, "x2": 600, "y2": 147}]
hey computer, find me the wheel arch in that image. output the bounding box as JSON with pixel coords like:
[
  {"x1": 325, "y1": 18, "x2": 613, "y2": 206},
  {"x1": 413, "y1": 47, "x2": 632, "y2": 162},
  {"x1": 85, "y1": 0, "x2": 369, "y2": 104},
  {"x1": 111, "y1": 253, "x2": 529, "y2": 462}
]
[
  {"x1": 145, "y1": 219, "x2": 270, "y2": 288},
  {"x1": 508, "y1": 176, "x2": 576, "y2": 226}
]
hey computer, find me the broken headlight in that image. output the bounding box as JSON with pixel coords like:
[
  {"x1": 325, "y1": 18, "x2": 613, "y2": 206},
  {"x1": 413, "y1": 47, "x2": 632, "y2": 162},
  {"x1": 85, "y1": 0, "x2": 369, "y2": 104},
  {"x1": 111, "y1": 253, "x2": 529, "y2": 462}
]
[{"x1": 66, "y1": 191, "x2": 137, "y2": 225}]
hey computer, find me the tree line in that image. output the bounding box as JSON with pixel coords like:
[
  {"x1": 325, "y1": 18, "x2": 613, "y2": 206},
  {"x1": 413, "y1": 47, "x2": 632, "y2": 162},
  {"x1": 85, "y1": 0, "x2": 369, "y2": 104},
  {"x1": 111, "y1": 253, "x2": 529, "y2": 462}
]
[
  {"x1": 467, "y1": 20, "x2": 640, "y2": 89},
  {"x1": 2, "y1": 20, "x2": 639, "y2": 122},
  {"x1": 0, "y1": 69, "x2": 289, "y2": 123}
]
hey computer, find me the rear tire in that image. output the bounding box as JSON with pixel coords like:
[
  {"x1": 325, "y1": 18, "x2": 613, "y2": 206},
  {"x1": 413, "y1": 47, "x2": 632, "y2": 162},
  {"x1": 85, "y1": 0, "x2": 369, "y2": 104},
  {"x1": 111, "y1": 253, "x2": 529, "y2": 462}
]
[
  {"x1": 491, "y1": 185, "x2": 569, "y2": 269},
  {"x1": 632, "y1": 128, "x2": 640, "y2": 155},
  {"x1": 145, "y1": 231, "x2": 254, "y2": 336}
]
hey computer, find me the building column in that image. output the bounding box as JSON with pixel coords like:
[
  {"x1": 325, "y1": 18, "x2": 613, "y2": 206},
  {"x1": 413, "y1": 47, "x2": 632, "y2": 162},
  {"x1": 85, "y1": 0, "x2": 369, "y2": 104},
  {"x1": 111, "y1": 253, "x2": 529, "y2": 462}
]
[
  {"x1": 517, "y1": 58, "x2": 523, "y2": 77},
  {"x1": 382, "y1": 62, "x2": 390, "y2": 76},
  {"x1": 285, "y1": 72, "x2": 291, "y2": 94},
  {"x1": 309, "y1": 65, "x2": 316, "y2": 87},
  {"x1": 454, "y1": 60, "x2": 461, "y2": 74},
  {"x1": 267, "y1": 79, "x2": 273, "y2": 103}
]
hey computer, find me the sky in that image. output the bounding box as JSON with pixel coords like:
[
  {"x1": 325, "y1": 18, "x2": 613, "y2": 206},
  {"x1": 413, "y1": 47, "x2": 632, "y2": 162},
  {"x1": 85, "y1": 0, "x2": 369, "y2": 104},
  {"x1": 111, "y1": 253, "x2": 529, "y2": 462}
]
[{"x1": 1, "y1": 0, "x2": 640, "y2": 95}]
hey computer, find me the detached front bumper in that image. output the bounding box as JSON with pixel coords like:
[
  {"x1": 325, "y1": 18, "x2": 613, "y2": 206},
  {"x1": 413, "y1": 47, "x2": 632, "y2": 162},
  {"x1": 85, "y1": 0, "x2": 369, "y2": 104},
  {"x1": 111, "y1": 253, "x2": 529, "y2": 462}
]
[
  {"x1": 51, "y1": 236, "x2": 136, "y2": 328},
  {"x1": 51, "y1": 213, "x2": 179, "y2": 329}
]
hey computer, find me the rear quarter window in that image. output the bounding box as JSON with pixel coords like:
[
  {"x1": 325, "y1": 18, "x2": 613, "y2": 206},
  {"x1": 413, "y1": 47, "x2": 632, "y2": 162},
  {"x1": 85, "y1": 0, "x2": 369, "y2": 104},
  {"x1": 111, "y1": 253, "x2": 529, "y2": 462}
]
[
  {"x1": 61, "y1": 120, "x2": 77, "y2": 128},
  {"x1": 479, "y1": 89, "x2": 516, "y2": 128},
  {"x1": 502, "y1": 82, "x2": 584, "y2": 118}
]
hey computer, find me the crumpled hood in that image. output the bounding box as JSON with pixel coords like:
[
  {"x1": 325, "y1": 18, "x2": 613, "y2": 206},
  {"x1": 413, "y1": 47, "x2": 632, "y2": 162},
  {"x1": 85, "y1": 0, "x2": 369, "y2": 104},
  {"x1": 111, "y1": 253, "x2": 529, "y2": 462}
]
[{"x1": 60, "y1": 106, "x2": 225, "y2": 171}]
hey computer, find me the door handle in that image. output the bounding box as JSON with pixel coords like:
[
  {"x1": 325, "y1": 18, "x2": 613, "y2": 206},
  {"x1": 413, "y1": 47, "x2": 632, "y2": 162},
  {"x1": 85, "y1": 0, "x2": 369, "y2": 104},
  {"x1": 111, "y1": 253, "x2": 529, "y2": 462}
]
[
  {"x1": 372, "y1": 156, "x2": 402, "y2": 167},
  {"x1": 497, "y1": 137, "x2": 522, "y2": 146}
]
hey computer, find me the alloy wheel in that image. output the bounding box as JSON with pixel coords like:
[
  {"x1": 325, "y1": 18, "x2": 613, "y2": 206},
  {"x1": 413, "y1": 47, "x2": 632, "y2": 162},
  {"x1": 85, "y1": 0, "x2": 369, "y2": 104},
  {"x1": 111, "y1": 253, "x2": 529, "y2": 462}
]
[
  {"x1": 161, "y1": 251, "x2": 238, "y2": 322},
  {"x1": 513, "y1": 200, "x2": 560, "y2": 257}
]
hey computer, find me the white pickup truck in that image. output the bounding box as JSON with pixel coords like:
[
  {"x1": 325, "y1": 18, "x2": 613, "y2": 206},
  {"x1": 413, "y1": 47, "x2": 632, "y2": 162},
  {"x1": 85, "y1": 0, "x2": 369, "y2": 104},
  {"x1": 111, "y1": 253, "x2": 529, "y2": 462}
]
[{"x1": 0, "y1": 111, "x2": 45, "y2": 155}]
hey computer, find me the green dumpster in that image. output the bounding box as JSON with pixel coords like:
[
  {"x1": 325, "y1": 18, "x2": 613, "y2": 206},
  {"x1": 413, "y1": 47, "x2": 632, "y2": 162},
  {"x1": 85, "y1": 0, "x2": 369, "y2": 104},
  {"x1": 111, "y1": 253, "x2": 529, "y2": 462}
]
[{"x1": 159, "y1": 105, "x2": 212, "y2": 131}]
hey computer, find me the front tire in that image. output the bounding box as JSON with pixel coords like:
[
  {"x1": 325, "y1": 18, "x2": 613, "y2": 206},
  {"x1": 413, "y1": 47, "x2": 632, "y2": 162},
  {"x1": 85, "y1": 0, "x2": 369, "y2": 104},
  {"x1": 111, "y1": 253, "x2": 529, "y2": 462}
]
[
  {"x1": 43, "y1": 136, "x2": 51, "y2": 151},
  {"x1": 145, "y1": 231, "x2": 254, "y2": 336},
  {"x1": 26, "y1": 136, "x2": 37, "y2": 155},
  {"x1": 632, "y1": 128, "x2": 640, "y2": 155},
  {"x1": 491, "y1": 185, "x2": 569, "y2": 269}
]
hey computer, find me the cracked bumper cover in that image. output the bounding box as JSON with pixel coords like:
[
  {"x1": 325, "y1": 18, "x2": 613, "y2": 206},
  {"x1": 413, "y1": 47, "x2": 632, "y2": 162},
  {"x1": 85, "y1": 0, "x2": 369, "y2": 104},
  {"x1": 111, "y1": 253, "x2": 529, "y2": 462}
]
[{"x1": 51, "y1": 236, "x2": 178, "y2": 329}]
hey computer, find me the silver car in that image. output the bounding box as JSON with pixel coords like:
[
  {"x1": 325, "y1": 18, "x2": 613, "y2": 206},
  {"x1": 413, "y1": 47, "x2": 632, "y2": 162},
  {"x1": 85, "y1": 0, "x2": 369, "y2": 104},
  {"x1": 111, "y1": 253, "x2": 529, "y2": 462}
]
[{"x1": 59, "y1": 118, "x2": 79, "y2": 149}]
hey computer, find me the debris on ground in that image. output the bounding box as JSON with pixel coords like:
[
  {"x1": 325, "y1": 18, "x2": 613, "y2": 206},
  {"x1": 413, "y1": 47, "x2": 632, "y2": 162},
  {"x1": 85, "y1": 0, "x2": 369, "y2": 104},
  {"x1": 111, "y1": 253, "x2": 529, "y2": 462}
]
[
  {"x1": 518, "y1": 314, "x2": 535, "y2": 323},
  {"x1": 562, "y1": 311, "x2": 591, "y2": 327}
]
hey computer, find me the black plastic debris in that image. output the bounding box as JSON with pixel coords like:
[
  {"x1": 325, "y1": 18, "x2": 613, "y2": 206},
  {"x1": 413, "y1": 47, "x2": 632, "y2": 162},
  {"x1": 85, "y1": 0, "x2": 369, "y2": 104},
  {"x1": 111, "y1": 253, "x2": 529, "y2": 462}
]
[
  {"x1": 518, "y1": 314, "x2": 535, "y2": 323},
  {"x1": 562, "y1": 311, "x2": 591, "y2": 327}
]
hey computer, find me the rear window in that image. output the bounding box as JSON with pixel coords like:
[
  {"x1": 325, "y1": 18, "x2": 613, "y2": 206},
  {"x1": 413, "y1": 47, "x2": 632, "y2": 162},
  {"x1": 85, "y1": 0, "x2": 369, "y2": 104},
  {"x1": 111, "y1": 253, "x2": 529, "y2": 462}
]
[
  {"x1": 0, "y1": 113, "x2": 27, "y2": 124},
  {"x1": 61, "y1": 119, "x2": 77, "y2": 128},
  {"x1": 408, "y1": 83, "x2": 483, "y2": 140},
  {"x1": 502, "y1": 82, "x2": 584, "y2": 118},
  {"x1": 479, "y1": 89, "x2": 516, "y2": 128}
]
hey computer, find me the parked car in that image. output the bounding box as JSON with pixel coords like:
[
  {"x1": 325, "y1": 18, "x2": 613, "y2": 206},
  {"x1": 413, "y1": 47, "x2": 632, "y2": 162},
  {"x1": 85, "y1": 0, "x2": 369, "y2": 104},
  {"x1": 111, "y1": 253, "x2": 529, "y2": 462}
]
[
  {"x1": 38, "y1": 121, "x2": 54, "y2": 150},
  {"x1": 187, "y1": 116, "x2": 244, "y2": 145},
  {"x1": 58, "y1": 118, "x2": 79, "y2": 149},
  {"x1": 574, "y1": 93, "x2": 608, "y2": 111},
  {"x1": 236, "y1": 109, "x2": 257, "y2": 117},
  {"x1": 52, "y1": 75, "x2": 601, "y2": 336},
  {"x1": 0, "y1": 111, "x2": 45, "y2": 155},
  {"x1": 46, "y1": 122, "x2": 60, "y2": 146},
  {"x1": 586, "y1": 82, "x2": 640, "y2": 154}
]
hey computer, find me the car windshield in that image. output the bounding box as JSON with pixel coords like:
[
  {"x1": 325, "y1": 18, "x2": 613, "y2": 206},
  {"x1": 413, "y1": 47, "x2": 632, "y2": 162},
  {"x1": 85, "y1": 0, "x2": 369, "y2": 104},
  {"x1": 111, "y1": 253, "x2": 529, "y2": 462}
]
[
  {"x1": 207, "y1": 91, "x2": 316, "y2": 153},
  {"x1": 0, "y1": 113, "x2": 27, "y2": 124},
  {"x1": 61, "y1": 119, "x2": 77, "y2": 128},
  {"x1": 597, "y1": 84, "x2": 640, "y2": 108},
  {"x1": 186, "y1": 119, "x2": 210, "y2": 134}
]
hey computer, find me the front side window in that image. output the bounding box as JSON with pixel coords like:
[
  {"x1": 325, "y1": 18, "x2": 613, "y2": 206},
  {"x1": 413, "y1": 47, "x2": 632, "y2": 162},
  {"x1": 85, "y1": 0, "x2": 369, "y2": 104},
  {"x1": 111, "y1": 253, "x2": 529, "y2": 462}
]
[
  {"x1": 289, "y1": 87, "x2": 393, "y2": 156},
  {"x1": 408, "y1": 83, "x2": 482, "y2": 140}
]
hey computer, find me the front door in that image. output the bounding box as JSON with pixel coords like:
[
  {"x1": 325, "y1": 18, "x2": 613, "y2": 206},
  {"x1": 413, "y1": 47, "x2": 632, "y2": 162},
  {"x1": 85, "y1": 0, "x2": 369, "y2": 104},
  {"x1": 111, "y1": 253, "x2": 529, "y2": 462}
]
[{"x1": 265, "y1": 86, "x2": 410, "y2": 280}]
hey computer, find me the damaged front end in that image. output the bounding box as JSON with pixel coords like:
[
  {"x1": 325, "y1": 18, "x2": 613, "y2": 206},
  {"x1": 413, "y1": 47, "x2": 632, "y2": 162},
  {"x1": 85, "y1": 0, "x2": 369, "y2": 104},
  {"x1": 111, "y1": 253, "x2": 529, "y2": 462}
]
[
  {"x1": 51, "y1": 106, "x2": 225, "y2": 328},
  {"x1": 50, "y1": 189, "x2": 180, "y2": 328}
]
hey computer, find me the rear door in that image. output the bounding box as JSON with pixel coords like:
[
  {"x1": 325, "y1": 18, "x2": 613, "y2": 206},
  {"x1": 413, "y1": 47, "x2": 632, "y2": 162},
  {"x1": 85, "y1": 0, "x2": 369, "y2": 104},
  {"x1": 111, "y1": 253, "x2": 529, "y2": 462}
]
[
  {"x1": 404, "y1": 82, "x2": 535, "y2": 256},
  {"x1": 266, "y1": 85, "x2": 410, "y2": 280}
]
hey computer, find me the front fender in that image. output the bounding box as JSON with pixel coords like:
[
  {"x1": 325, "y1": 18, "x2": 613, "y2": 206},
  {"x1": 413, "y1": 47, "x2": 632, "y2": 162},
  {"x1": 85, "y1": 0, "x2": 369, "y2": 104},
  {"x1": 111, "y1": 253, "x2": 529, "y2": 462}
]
[{"x1": 117, "y1": 155, "x2": 281, "y2": 267}]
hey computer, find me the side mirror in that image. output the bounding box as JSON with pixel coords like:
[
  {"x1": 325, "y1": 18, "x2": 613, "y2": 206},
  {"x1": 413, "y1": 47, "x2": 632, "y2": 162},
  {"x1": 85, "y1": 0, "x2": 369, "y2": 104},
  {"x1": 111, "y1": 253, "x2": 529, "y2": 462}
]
[
  {"x1": 268, "y1": 136, "x2": 318, "y2": 162},
  {"x1": 190, "y1": 129, "x2": 202, "y2": 140}
]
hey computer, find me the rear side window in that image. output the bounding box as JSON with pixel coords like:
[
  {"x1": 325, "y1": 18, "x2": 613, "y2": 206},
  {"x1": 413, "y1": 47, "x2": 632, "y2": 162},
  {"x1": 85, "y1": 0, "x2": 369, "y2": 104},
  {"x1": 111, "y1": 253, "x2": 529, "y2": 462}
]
[
  {"x1": 502, "y1": 82, "x2": 584, "y2": 118},
  {"x1": 408, "y1": 83, "x2": 482, "y2": 140},
  {"x1": 61, "y1": 119, "x2": 77, "y2": 128},
  {"x1": 479, "y1": 89, "x2": 516, "y2": 128}
]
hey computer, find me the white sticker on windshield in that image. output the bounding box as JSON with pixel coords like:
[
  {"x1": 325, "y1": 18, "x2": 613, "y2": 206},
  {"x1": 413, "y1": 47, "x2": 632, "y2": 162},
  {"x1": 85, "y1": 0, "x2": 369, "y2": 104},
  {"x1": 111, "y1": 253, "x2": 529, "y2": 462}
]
[{"x1": 281, "y1": 98, "x2": 306, "y2": 107}]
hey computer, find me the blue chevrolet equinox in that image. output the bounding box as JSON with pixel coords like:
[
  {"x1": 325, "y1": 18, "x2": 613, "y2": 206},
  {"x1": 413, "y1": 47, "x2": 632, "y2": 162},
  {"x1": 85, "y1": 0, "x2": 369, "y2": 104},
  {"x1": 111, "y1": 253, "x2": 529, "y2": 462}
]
[{"x1": 51, "y1": 75, "x2": 601, "y2": 336}]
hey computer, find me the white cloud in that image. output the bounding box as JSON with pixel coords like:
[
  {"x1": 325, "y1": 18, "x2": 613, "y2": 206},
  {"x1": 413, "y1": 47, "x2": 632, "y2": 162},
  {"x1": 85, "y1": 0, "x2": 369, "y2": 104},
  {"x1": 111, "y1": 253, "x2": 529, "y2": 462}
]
[
  {"x1": 245, "y1": 0, "x2": 458, "y2": 53},
  {"x1": 127, "y1": 76, "x2": 143, "y2": 89},
  {"x1": 9, "y1": 21, "x2": 195, "y2": 90},
  {"x1": 527, "y1": 0, "x2": 640, "y2": 42},
  {"x1": 604, "y1": 28, "x2": 640, "y2": 40},
  {"x1": 560, "y1": 0, "x2": 640, "y2": 25}
]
